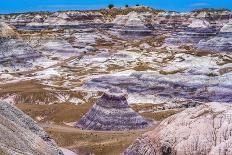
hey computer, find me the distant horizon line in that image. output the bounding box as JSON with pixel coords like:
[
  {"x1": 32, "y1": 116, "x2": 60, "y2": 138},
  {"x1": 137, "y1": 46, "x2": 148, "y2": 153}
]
[{"x1": 0, "y1": 5, "x2": 231, "y2": 15}]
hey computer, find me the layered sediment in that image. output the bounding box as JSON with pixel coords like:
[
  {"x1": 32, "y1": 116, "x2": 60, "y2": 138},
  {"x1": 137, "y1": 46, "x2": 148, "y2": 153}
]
[
  {"x1": 76, "y1": 93, "x2": 153, "y2": 131},
  {"x1": 0, "y1": 101, "x2": 63, "y2": 155}
]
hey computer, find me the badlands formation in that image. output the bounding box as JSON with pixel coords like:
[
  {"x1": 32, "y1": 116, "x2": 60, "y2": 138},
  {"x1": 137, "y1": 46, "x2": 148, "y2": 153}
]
[
  {"x1": 76, "y1": 93, "x2": 153, "y2": 131},
  {"x1": 0, "y1": 6, "x2": 231, "y2": 155}
]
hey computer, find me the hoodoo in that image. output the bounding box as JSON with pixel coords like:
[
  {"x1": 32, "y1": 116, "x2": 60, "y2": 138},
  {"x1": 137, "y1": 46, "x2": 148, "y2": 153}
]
[{"x1": 76, "y1": 93, "x2": 153, "y2": 131}]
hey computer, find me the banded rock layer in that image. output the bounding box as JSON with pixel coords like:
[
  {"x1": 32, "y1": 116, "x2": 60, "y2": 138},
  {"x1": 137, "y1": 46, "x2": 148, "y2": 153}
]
[
  {"x1": 76, "y1": 93, "x2": 153, "y2": 131},
  {"x1": 198, "y1": 21, "x2": 232, "y2": 52},
  {"x1": 124, "y1": 103, "x2": 232, "y2": 155},
  {"x1": 0, "y1": 22, "x2": 40, "y2": 64},
  {"x1": 0, "y1": 101, "x2": 63, "y2": 155}
]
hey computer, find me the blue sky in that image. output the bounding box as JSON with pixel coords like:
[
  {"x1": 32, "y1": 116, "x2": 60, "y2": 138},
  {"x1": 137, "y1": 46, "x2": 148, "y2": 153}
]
[{"x1": 0, "y1": 0, "x2": 231, "y2": 14}]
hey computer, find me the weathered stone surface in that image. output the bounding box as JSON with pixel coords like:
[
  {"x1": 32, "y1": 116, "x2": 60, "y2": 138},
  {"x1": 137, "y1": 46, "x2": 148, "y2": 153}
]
[
  {"x1": 124, "y1": 103, "x2": 232, "y2": 155},
  {"x1": 0, "y1": 101, "x2": 63, "y2": 155},
  {"x1": 76, "y1": 93, "x2": 153, "y2": 131}
]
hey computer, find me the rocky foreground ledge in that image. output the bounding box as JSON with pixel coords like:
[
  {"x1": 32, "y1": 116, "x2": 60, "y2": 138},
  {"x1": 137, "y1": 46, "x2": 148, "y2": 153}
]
[
  {"x1": 124, "y1": 102, "x2": 232, "y2": 155},
  {"x1": 0, "y1": 101, "x2": 63, "y2": 155}
]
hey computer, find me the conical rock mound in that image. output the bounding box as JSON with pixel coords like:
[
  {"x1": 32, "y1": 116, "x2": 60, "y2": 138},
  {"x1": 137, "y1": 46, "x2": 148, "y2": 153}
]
[{"x1": 76, "y1": 93, "x2": 153, "y2": 131}]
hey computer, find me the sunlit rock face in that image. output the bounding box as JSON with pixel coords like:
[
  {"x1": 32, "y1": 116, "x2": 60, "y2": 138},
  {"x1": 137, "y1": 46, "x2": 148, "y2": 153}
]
[
  {"x1": 76, "y1": 93, "x2": 153, "y2": 131},
  {"x1": 0, "y1": 22, "x2": 40, "y2": 64},
  {"x1": 198, "y1": 21, "x2": 232, "y2": 52},
  {"x1": 0, "y1": 101, "x2": 63, "y2": 155},
  {"x1": 124, "y1": 103, "x2": 232, "y2": 155},
  {"x1": 110, "y1": 11, "x2": 153, "y2": 38}
]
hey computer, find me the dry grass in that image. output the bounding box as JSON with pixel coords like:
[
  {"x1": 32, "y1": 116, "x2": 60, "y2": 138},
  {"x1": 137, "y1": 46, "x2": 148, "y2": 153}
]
[
  {"x1": 159, "y1": 68, "x2": 186, "y2": 75},
  {"x1": 46, "y1": 127, "x2": 144, "y2": 155},
  {"x1": 17, "y1": 102, "x2": 95, "y2": 123},
  {"x1": 133, "y1": 62, "x2": 154, "y2": 71},
  {"x1": 107, "y1": 64, "x2": 125, "y2": 72},
  {"x1": 131, "y1": 103, "x2": 162, "y2": 112},
  {"x1": 131, "y1": 103, "x2": 181, "y2": 121},
  {"x1": 0, "y1": 80, "x2": 44, "y2": 95},
  {"x1": 0, "y1": 80, "x2": 78, "y2": 104},
  {"x1": 140, "y1": 110, "x2": 181, "y2": 121}
]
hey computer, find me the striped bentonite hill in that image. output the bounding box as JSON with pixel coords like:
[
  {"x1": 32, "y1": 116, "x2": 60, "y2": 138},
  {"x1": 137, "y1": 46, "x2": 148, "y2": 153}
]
[{"x1": 76, "y1": 93, "x2": 154, "y2": 131}]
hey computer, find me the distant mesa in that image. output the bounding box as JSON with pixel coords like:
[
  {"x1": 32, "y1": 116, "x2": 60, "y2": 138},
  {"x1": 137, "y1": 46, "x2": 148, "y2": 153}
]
[{"x1": 76, "y1": 93, "x2": 154, "y2": 131}]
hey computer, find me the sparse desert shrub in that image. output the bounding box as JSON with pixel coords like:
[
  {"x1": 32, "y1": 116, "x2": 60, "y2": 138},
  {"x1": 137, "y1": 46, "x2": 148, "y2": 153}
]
[
  {"x1": 97, "y1": 6, "x2": 163, "y2": 18},
  {"x1": 133, "y1": 62, "x2": 153, "y2": 71},
  {"x1": 108, "y1": 4, "x2": 114, "y2": 9}
]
